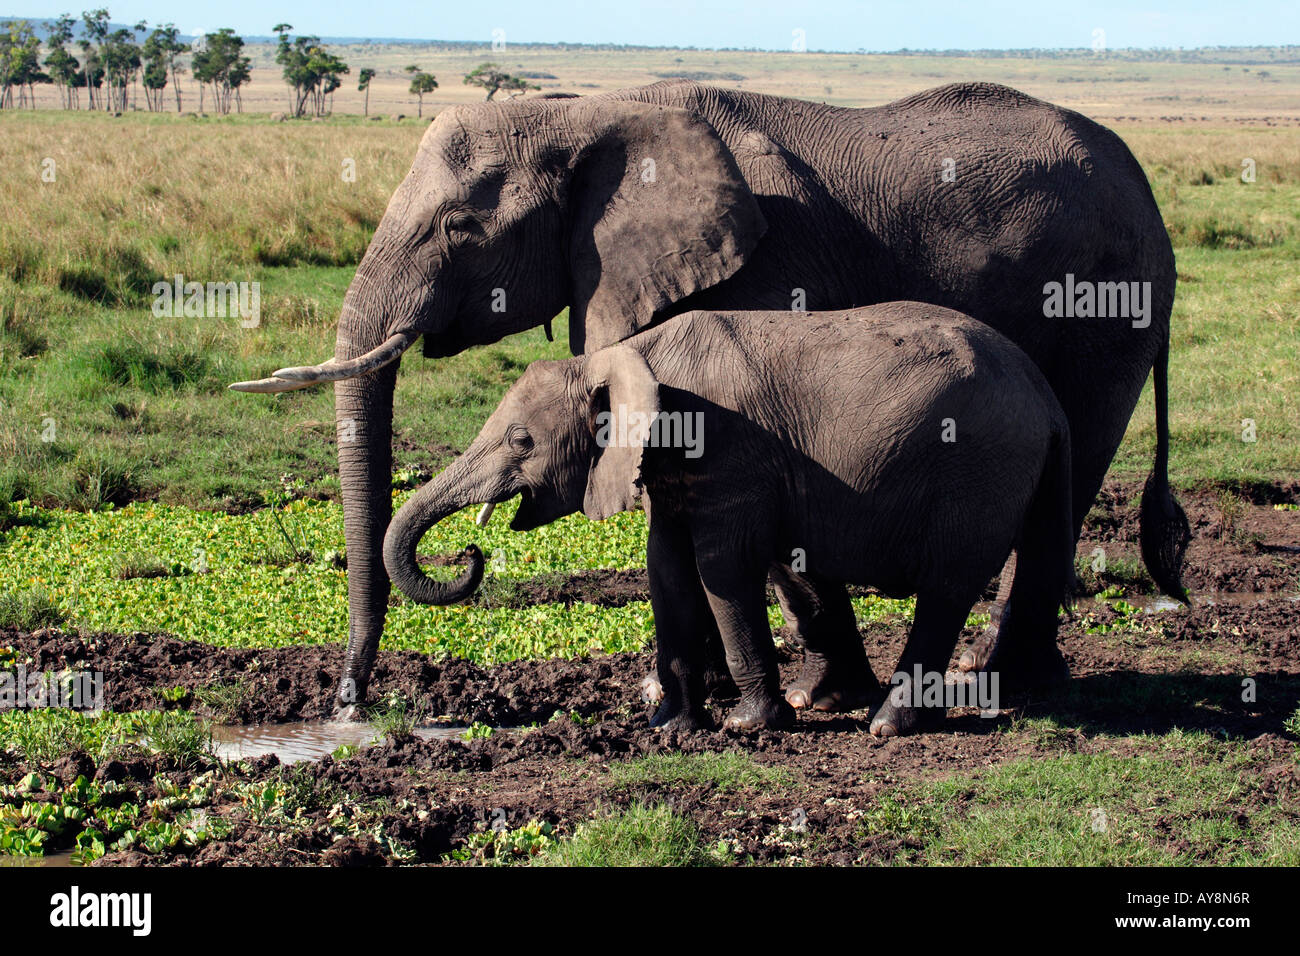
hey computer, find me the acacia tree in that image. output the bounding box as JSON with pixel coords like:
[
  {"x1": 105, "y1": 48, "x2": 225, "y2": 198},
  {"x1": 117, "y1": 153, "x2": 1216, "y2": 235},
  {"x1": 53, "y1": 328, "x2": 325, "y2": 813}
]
[
  {"x1": 463, "y1": 62, "x2": 537, "y2": 101},
  {"x1": 142, "y1": 24, "x2": 189, "y2": 112},
  {"x1": 0, "y1": 20, "x2": 48, "y2": 109},
  {"x1": 405, "y1": 64, "x2": 436, "y2": 117},
  {"x1": 275, "y1": 26, "x2": 349, "y2": 117},
  {"x1": 101, "y1": 24, "x2": 144, "y2": 111},
  {"x1": 78, "y1": 8, "x2": 109, "y2": 109},
  {"x1": 358, "y1": 67, "x2": 374, "y2": 116},
  {"x1": 43, "y1": 14, "x2": 80, "y2": 108},
  {"x1": 191, "y1": 28, "x2": 250, "y2": 115}
]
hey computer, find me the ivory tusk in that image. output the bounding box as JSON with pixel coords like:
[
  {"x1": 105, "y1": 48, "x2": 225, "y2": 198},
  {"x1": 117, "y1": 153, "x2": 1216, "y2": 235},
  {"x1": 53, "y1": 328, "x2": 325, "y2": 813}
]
[
  {"x1": 229, "y1": 331, "x2": 417, "y2": 393},
  {"x1": 228, "y1": 376, "x2": 318, "y2": 393},
  {"x1": 273, "y1": 331, "x2": 416, "y2": 383},
  {"x1": 476, "y1": 502, "x2": 496, "y2": 527}
]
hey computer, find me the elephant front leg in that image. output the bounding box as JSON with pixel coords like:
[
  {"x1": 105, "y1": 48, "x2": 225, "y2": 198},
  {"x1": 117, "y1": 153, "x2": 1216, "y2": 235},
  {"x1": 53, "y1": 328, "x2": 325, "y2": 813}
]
[
  {"x1": 696, "y1": 554, "x2": 795, "y2": 733},
  {"x1": 639, "y1": 501, "x2": 735, "y2": 707},
  {"x1": 646, "y1": 514, "x2": 712, "y2": 731},
  {"x1": 770, "y1": 565, "x2": 879, "y2": 713}
]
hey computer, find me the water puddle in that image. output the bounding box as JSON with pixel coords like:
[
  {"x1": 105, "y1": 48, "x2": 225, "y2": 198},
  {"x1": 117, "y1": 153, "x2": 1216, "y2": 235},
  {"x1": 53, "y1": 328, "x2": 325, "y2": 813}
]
[
  {"x1": 1107, "y1": 591, "x2": 1299, "y2": 614},
  {"x1": 209, "y1": 721, "x2": 493, "y2": 764},
  {"x1": 1, "y1": 849, "x2": 75, "y2": 868},
  {"x1": 969, "y1": 590, "x2": 1297, "y2": 620}
]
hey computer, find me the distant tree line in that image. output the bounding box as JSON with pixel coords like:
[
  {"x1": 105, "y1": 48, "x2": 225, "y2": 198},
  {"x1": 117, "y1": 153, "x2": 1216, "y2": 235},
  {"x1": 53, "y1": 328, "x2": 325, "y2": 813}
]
[{"x1": 1, "y1": 11, "x2": 549, "y2": 115}]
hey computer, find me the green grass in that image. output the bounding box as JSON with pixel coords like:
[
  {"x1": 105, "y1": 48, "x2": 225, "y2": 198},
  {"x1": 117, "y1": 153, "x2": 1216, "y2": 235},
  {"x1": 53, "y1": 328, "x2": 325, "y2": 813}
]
[
  {"x1": 862, "y1": 731, "x2": 1300, "y2": 865},
  {"x1": 0, "y1": 707, "x2": 212, "y2": 765},
  {"x1": 0, "y1": 267, "x2": 570, "y2": 511},
  {"x1": 0, "y1": 586, "x2": 67, "y2": 630},
  {"x1": 535, "y1": 801, "x2": 723, "y2": 867},
  {"x1": 609, "y1": 751, "x2": 796, "y2": 793}
]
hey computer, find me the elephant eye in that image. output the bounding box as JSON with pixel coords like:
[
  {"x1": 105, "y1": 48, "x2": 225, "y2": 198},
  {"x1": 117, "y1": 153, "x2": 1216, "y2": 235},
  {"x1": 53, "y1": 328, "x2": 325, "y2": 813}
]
[
  {"x1": 445, "y1": 212, "x2": 481, "y2": 242},
  {"x1": 507, "y1": 426, "x2": 533, "y2": 453}
]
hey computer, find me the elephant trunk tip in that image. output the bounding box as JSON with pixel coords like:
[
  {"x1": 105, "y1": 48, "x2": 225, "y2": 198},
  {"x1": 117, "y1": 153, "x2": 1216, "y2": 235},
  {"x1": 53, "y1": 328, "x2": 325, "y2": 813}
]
[{"x1": 385, "y1": 533, "x2": 486, "y2": 606}]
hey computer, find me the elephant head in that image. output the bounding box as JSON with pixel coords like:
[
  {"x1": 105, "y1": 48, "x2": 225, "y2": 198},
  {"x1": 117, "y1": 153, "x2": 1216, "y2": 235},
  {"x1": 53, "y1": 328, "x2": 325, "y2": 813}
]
[
  {"x1": 383, "y1": 345, "x2": 660, "y2": 606},
  {"x1": 230, "y1": 95, "x2": 762, "y2": 708}
]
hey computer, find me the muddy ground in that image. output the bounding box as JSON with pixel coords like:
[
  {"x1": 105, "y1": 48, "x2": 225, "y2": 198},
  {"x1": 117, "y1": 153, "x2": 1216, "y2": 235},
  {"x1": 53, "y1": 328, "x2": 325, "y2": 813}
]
[{"x1": 2, "y1": 479, "x2": 1297, "y2": 866}]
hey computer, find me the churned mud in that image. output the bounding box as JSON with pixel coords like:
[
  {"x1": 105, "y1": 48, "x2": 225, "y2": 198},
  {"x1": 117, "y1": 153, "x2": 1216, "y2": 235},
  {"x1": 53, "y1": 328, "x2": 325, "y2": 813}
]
[{"x1": 1, "y1": 480, "x2": 1296, "y2": 866}]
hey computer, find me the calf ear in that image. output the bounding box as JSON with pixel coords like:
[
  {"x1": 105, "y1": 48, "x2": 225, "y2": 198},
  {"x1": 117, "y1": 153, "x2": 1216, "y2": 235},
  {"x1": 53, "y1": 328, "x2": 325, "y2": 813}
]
[
  {"x1": 566, "y1": 101, "x2": 766, "y2": 354},
  {"x1": 582, "y1": 346, "x2": 660, "y2": 520}
]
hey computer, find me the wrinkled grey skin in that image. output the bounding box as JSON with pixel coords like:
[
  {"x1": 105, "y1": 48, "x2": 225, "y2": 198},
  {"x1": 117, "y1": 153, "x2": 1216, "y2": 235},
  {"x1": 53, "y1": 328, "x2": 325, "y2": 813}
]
[
  {"x1": 385, "y1": 305, "x2": 1075, "y2": 734},
  {"x1": 232, "y1": 80, "x2": 1186, "y2": 712}
]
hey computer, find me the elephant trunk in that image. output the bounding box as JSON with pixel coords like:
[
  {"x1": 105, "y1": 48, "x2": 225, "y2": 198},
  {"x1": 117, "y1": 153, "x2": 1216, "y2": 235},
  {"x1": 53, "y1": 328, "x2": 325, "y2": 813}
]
[
  {"x1": 330, "y1": 266, "x2": 423, "y2": 712},
  {"x1": 335, "y1": 360, "x2": 397, "y2": 711},
  {"x1": 383, "y1": 453, "x2": 487, "y2": 607}
]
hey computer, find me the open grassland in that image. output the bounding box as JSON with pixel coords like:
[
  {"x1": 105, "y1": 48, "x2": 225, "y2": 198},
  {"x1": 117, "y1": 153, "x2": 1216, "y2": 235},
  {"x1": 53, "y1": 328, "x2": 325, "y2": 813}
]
[{"x1": 1, "y1": 112, "x2": 1297, "y2": 510}]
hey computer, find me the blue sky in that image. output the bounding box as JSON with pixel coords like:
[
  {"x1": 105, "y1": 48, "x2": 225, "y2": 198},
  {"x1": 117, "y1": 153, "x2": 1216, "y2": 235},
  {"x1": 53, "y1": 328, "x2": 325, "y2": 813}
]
[{"x1": 17, "y1": 1, "x2": 1293, "y2": 50}]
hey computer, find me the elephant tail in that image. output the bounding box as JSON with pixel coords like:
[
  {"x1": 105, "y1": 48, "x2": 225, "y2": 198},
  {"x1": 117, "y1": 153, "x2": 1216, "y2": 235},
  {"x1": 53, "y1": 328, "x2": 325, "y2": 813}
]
[{"x1": 1139, "y1": 335, "x2": 1191, "y2": 604}]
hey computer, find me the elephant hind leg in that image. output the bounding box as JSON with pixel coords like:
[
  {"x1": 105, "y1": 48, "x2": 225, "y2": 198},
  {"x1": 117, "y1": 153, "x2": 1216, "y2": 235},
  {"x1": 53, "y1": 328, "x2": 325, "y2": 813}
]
[
  {"x1": 958, "y1": 550, "x2": 1015, "y2": 673},
  {"x1": 869, "y1": 589, "x2": 976, "y2": 737},
  {"x1": 770, "y1": 565, "x2": 880, "y2": 713}
]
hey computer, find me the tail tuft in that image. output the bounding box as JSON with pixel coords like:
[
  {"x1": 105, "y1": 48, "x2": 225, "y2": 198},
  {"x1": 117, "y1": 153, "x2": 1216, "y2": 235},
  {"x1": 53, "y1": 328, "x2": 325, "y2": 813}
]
[{"x1": 1139, "y1": 471, "x2": 1190, "y2": 603}]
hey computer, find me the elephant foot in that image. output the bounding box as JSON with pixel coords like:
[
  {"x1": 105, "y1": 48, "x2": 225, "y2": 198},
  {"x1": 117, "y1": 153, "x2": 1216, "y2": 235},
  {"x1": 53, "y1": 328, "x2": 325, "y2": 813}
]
[
  {"x1": 785, "y1": 655, "x2": 877, "y2": 713},
  {"x1": 983, "y1": 640, "x2": 1070, "y2": 693},
  {"x1": 334, "y1": 703, "x2": 366, "y2": 723},
  {"x1": 723, "y1": 694, "x2": 795, "y2": 733},
  {"x1": 650, "y1": 697, "x2": 710, "y2": 732},
  {"x1": 868, "y1": 697, "x2": 947, "y2": 737},
  {"x1": 958, "y1": 625, "x2": 997, "y2": 673},
  {"x1": 640, "y1": 674, "x2": 664, "y2": 704},
  {"x1": 643, "y1": 668, "x2": 734, "y2": 704}
]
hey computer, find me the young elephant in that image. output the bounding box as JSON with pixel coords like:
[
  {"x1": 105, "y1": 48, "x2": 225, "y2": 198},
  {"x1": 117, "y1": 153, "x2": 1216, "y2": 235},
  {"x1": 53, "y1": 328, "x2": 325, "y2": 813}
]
[{"x1": 383, "y1": 303, "x2": 1074, "y2": 735}]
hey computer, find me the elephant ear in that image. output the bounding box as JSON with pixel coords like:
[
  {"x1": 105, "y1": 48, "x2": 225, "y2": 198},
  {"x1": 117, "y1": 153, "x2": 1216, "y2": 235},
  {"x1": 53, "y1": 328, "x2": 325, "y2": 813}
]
[
  {"x1": 582, "y1": 345, "x2": 660, "y2": 520},
  {"x1": 566, "y1": 101, "x2": 766, "y2": 354}
]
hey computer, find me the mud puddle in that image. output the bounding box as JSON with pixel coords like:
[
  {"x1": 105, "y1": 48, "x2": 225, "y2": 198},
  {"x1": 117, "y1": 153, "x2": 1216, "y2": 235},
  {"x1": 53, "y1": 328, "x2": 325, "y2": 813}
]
[
  {"x1": 210, "y1": 721, "x2": 510, "y2": 764},
  {"x1": 1, "y1": 849, "x2": 75, "y2": 868}
]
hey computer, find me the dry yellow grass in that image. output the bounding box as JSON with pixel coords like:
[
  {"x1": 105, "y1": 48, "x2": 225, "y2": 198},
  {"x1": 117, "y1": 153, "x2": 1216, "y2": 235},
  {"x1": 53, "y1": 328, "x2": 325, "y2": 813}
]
[
  {"x1": 13, "y1": 44, "x2": 1300, "y2": 123},
  {"x1": 0, "y1": 111, "x2": 422, "y2": 302}
]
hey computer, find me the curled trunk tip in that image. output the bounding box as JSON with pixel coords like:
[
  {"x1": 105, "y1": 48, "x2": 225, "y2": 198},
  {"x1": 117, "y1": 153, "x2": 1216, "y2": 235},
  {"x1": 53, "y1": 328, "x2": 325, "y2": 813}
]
[{"x1": 386, "y1": 537, "x2": 486, "y2": 606}]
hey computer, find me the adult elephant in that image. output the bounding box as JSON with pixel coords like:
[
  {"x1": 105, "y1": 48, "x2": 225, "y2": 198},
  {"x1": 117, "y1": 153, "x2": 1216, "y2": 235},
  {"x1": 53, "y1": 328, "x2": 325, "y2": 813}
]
[{"x1": 232, "y1": 80, "x2": 1188, "y2": 713}]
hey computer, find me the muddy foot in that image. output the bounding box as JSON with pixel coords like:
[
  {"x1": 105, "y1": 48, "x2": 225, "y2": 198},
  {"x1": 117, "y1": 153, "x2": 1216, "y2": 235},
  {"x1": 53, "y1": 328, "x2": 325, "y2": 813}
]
[
  {"x1": 643, "y1": 669, "x2": 735, "y2": 704},
  {"x1": 868, "y1": 698, "x2": 947, "y2": 737},
  {"x1": 723, "y1": 695, "x2": 795, "y2": 732},
  {"x1": 640, "y1": 674, "x2": 664, "y2": 704},
  {"x1": 650, "y1": 699, "x2": 709, "y2": 732},
  {"x1": 785, "y1": 658, "x2": 877, "y2": 712},
  {"x1": 958, "y1": 626, "x2": 997, "y2": 673}
]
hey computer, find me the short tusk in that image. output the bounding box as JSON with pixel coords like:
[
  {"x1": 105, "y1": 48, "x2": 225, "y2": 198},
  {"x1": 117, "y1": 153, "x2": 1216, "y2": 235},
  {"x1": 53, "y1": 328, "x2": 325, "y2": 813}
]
[
  {"x1": 476, "y1": 502, "x2": 496, "y2": 527},
  {"x1": 228, "y1": 331, "x2": 416, "y2": 393}
]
